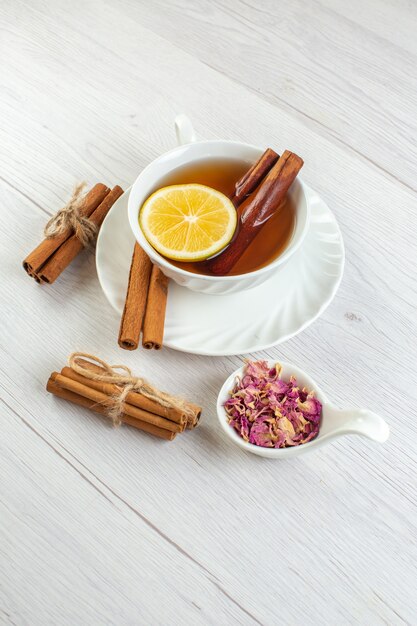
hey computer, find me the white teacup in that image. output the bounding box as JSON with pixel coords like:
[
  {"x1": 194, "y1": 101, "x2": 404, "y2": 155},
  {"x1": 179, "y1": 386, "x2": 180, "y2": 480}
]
[{"x1": 128, "y1": 115, "x2": 310, "y2": 295}]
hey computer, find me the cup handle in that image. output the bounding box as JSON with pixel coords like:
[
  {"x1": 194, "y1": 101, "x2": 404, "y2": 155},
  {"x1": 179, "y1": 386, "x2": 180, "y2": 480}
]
[{"x1": 175, "y1": 114, "x2": 197, "y2": 146}]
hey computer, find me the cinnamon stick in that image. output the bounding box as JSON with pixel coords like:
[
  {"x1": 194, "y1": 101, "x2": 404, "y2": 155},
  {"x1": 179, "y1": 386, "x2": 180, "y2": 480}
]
[
  {"x1": 118, "y1": 243, "x2": 153, "y2": 350},
  {"x1": 142, "y1": 265, "x2": 169, "y2": 350},
  {"x1": 209, "y1": 150, "x2": 303, "y2": 275},
  {"x1": 47, "y1": 376, "x2": 176, "y2": 440},
  {"x1": 184, "y1": 405, "x2": 201, "y2": 430},
  {"x1": 231, "y1": 148, "x2": 279, "y2": 207},
  {"x1": 23, "y1": 183, "x2": 110, "y2": 280},
  {"x1": 39, "y1": 185, "x2": 124, "y2": 284},
  {"x1": 76, "y1": 357, "x2": 201, "y2": 428},
  {"x1": 51, "y1": 372, "x2": 184, "y2": 433},
  {"x1": 60, "y1": 366, "x2": 186, "y2": 427}
]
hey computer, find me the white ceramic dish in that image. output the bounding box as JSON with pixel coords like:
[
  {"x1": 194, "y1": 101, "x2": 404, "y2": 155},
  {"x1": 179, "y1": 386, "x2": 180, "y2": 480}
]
[
  {"x1": 217, "y1": 361, "x2": 390, "y2": 458},
  {"x1": 96, "y1": 185, "x2": 344, "y2": 356},
  {"x1": 127, "y1": 115, "x2": 310, "y2": 295}
]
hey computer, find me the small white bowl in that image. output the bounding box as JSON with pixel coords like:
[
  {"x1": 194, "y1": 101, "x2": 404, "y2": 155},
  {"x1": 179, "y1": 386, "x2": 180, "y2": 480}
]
[{"x1": 217, "y1": 361, "x2": 390, "y2": 458}]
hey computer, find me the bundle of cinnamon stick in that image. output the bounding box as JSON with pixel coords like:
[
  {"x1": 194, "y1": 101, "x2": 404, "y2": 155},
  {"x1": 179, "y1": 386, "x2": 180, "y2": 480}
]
[
  {"x1": 47, "y1": 354, "x2": 201, "y2": 440},
  {"x1": 23, "y1": 183, "x2": 123, "y2": 284}
]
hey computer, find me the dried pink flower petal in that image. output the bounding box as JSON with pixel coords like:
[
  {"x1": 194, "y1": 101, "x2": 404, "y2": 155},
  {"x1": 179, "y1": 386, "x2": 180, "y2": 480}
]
[{"x1": 224, "y1": 360, "x2": 322, "y2": 449}]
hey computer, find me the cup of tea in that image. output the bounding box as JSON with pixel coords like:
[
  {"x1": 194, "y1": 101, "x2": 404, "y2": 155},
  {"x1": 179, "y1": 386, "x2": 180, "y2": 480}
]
[{"x1": 128, "y1": 115, "x2": 310, "y2": 295}]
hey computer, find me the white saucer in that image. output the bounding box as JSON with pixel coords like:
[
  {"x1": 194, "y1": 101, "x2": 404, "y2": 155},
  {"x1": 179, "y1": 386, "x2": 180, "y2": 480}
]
[{"x1": 96, "y1": 187, "x2": 344, "y2": 356}]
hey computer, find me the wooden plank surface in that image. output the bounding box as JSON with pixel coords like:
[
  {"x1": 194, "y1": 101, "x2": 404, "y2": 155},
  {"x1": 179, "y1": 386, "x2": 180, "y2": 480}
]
[{"x1": 0, "y1": 0, "x2": 416, "y2": 624}]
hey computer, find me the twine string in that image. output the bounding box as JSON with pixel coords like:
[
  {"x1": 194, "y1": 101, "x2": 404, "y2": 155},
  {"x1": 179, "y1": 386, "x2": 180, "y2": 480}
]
[
  {"x1": 44, "y1": 182, "x2": 97, "y2": 246},
  {"x1": 68, "y1": 352, "x2": 192, "y2": 427}
]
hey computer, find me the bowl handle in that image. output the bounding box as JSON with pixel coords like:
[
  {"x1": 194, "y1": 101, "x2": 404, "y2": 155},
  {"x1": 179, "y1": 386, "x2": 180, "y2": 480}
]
[
  {"x1": 328, "y1": 408, "x2": 390, "y2": 444},
  {"x1": 174, "y1": 114, "x2": 197, "y2": 146}
]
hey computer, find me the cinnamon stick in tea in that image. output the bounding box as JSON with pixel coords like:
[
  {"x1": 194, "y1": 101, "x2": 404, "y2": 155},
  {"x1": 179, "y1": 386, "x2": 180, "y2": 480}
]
[
  {"x1": 209, "y1": 150, "x2": 303, "y2": 276},
  {"x1": 60, "y1": 366, "x2": 186, "y2": 427},
  {"x1": 74, "y1": 358, "x2": 201, "y2": 427},
  {"x1": 51, "y1": 372, "x2": 184, "y2": 433},
  {"x1": 118, "y1": 243, "x2": 153, "y2": 350},
  {"x1": 142, "y1": 265, "x2": 169, "y2": 350},
  {"x1": 39, "y1": 185, "x2": 124, "y2": 284},
  {"x1": 23, "y1": 183, "x2": 110, "y2": 280},
  {"x1": 231, "y1": 148, "x2": 279, "y2": 207},
  {"x1": 47, "y1": 376, "x2": 176, "y2": 440}
]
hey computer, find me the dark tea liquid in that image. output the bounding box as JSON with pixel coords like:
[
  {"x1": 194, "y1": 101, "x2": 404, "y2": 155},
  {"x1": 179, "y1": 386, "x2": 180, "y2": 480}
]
[{"x1": 153, "y1": 157, "x2": 295, "y2": 276}]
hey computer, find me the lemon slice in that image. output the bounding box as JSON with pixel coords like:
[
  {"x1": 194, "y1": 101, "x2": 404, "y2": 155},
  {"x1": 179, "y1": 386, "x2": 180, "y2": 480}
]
[{"x1": 139, "y1": 184, "x2": 237, "y2": 262}]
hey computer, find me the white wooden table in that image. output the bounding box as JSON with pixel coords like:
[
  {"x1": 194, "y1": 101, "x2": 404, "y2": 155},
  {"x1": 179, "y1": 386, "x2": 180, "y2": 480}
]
[{"x1": 1, "y1": 1, "x2": 416, "y2": 624}]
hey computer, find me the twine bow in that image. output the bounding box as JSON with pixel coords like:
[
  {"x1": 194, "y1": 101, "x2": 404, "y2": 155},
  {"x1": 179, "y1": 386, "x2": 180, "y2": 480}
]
[
  {"x1": 68, "y1": 352, "x2": 192, "y2": 427},
  {"x1": 44, "y1": 182, "x2": 97, "y2": 246}
]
